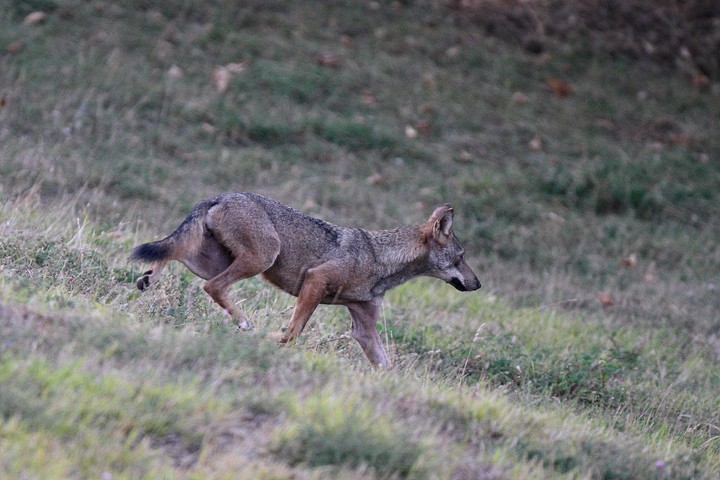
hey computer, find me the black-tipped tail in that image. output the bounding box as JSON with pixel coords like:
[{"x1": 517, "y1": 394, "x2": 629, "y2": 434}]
[{"x1": 131, "y1": 241, "x2": 171, "y2": 262}]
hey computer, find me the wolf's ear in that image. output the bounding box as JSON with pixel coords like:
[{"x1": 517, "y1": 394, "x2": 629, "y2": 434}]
[{"x1": 425, "y1": 204, "x2": 454, "y2": 244}]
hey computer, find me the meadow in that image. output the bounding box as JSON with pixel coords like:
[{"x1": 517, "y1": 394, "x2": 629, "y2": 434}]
[{"x1": 1, "y1": 1, "x2": 719, "y2": 478}]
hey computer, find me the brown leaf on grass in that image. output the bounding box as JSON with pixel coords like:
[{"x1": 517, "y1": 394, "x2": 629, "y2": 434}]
[
  {"x1": 0, "y1": 95, "x2": 6, "y2": 108},
  {"x1": 667, "y1": 133, "x2": 692, "y2": 146},
  {"x1": 415, "y1": 121, "x2": 431, "y2": 136},
  {"x1": 88, "y1": 30, "x2": 109, "y2": 44},
  {"x1": 631, "y1": 118, "x2": 695, "y2": 147},
  {"x1": 692, "y1": 74, "x2": 710, "y2": 88},
  {"x1": 421, "y1": 73, "x2": 436, "y2": 89},
  {"x1": 212, "y1": 62, "x2": 247, "y2": 93},
  {"x1": 211, "y1": 63, "x2": 247, "y2": 93},
  {"x1": 404, "y1": 125, "x2": 418, "y2": 139},
  {"x1": 212, "y1": 67, "x2": 231, "y2": 92},
  {"x1": 445, "y1": 45, "x2": 460, "y2": 58},
  {"x1": 529, "y1": 135, "x2": 543, "y2": 151},
  {"x1": 545, "y1": 77, "x2": 573, "y2": 97},
  {"x1": 361, "y1": 90, "x2": 377, "y2": 105},
  {"x1": 225, "y1": 62, "x2": 247, "y2": 74},
  {"x1": 544, "y1": 211, "x2": 565, "y2": 226},
  {"x1": 512, "y1": 91, "x2": 529, "y2": 104},
  {"x1": 418, "y1": 102, "x2": 434, "y2": 114},
  {"x1": 314, "y1": 53, "x2": 342, "y2": 69},
  {"x1": 154, "y1": 40, "x2": 174, "y2": 60},
  {"x1": 595, "y1": 117, "x2": 614, "y2": 130},
  {"x1": 366, "y1": 172, "x2": 384, "y2": 185},
  {"x1": 167, "y1": 65, "x2": 184, "y2": 79},
  {"x1": 597, "y1": 292, "x2": 615, "y2": 307},
  {"x1": 621, "y1": 253, "x2": 637, "y2": 268},
  {"x1": 458, "y1": 150, "x2": 472, "y2": 162},
  {"x1": 24, "y1": 11, "x2": 47, "y2": 25},
  {"x1": 6, "y1": 41, "x2": 23, "y2": 54}
]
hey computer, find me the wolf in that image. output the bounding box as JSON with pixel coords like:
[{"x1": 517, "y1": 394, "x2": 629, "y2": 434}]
[{"x1": 131, "y1": 193, "x2": 480, "y2": 367}]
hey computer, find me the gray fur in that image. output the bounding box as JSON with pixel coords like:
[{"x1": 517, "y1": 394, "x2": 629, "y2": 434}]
[{"x1": 132, "y1": 193, "x2": 481, "y2": 367}]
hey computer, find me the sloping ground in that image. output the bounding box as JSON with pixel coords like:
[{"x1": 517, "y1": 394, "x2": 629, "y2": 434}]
[
  {"x1": 1, "y1": 0, "x2": 719, "y2": 478},
  {"x1": 0, "y1": 299, "x2": 712, "y2": 479},
  {"x1": 0, "y1": 194, "x2": 717, "y2": 479},
  {"x1": 1, "y1": 298, "x2": 704, "y2": 479}
]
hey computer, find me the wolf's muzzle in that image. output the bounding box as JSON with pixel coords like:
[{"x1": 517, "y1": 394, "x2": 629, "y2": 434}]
[
  {"x1": 449, "y1": 277, "x2": 467, "y2": 291},
  {"x1": 449, "y1": 276, "x2": 481, "y2": 292}
]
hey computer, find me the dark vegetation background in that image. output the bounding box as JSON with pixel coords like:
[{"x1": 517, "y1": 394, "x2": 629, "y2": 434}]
[{"x1": 455, "y1": 0, "x2": 720, "y2": 79}]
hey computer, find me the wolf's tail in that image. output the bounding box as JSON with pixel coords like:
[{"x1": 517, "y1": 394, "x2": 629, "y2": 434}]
[
  {"x1": 130, "y1": 197, "x2": 220, "y2": 263},
  {"x1": 130, "y1": 240, "x2": 172, "y2": 262}
]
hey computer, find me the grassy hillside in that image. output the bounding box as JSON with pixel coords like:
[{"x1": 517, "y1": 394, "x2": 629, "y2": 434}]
[{"x1": 1, "y1": 1, "x2": 719, "y2": 478}]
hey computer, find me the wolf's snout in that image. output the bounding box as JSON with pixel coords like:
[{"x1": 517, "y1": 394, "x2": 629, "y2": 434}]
[
  {"x1": 449, "y1": 277, "x2": 466, "y2": 291},
  {"x1": 449, "y1": 275, "x2": 481, "y2": 292}
]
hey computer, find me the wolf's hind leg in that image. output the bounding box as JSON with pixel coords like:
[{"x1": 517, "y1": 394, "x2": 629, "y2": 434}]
[{"x1": 203, "y1": 241, "x2": 279, "y2": 331}]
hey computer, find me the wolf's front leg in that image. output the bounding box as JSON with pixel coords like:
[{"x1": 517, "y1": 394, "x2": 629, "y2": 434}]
[
  {"x1": 278, "y1": 262, "x2": 343, "y2": 343},
  {"x1": 347, "y1": 298, "x2": 390, "y2": 368}
]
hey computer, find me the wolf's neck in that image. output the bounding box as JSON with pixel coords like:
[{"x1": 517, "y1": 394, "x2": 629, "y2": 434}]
[
  {"x1": 365, "y1": 226, "x2": 428, "y2": 295},
  {"x1": 366, "y1": 226, "x2": 425, "y2": 264}
]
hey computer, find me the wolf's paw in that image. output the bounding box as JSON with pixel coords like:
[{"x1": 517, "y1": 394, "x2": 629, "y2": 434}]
[
  {"x1": 237, "y1": 319, "x2": 254, "y2": 331},
  {"x1": 274, "y1": 327, "x2": 292, "y2": 344},
  {"x1": 136, "y1": 270, "x2": 153, "y2": 291}
]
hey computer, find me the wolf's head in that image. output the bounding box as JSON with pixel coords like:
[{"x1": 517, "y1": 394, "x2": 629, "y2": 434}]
[{"x1": 423, "y1": 204, "x2": 481, "y2": 292}]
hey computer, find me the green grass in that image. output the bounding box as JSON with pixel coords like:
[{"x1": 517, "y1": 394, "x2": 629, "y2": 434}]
[
  {"x1": 273, "y1": 392, "x2": 426, "y2": 478},
  {"x1": 1, "y1": 0, "x2": 719, "y2": 478},
  {"x1": 0, "y1": 195, "x2": 717, "y2": 478}
]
